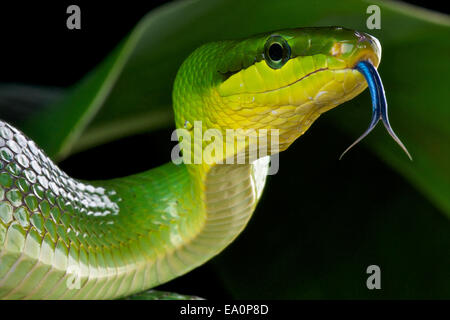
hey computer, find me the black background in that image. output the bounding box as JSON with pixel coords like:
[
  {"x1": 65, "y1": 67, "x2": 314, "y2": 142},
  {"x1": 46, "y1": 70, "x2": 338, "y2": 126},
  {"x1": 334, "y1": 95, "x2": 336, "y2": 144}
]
[{"x1": 0, "y1": 0, "x2": 447, "y2": 86}]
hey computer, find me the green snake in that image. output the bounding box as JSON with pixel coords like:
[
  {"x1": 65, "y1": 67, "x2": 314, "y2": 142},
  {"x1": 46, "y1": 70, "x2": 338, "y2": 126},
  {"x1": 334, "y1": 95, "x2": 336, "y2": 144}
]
[{"x1": 0, "y1": 27, "x2": 409, "y2": 299}]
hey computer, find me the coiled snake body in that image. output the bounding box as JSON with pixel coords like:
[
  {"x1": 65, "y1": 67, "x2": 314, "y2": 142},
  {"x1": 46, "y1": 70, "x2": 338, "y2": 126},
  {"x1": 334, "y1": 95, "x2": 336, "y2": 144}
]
[{"x1": 0, "y1": 27, "x2": 395, "y2": 299}]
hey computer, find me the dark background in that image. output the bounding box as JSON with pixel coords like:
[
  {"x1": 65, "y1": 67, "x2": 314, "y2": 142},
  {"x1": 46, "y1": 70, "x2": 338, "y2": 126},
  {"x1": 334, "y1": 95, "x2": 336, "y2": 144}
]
[
  {"x1": 0, "y1": 0, "x2": 447, "y2": 86},
  {"x1": 0, "y1": 0, "x2": 448, "y2": 299}
]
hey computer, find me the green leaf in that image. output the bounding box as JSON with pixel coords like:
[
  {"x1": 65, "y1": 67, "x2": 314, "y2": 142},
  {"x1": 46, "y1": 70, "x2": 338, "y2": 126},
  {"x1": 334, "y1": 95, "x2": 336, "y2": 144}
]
[{"x1": 20, "y1": 0, "x2": 450, "y2": 219}]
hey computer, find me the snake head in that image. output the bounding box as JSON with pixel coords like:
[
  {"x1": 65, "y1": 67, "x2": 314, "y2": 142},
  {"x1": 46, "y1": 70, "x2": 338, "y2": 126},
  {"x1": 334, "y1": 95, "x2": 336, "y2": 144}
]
[{"x1": 173, "y1": 27, "x2": 381, "y2": 159}]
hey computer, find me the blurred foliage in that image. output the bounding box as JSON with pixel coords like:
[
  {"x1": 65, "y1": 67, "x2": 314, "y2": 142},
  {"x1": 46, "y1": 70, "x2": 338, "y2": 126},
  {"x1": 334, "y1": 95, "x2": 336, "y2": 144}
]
[
  {"x1": 211, "y1": 122, "x2": 450, "y2": 299},
  {"x1": 3, "y1": 0, "x2": 449, "y2": 299}
]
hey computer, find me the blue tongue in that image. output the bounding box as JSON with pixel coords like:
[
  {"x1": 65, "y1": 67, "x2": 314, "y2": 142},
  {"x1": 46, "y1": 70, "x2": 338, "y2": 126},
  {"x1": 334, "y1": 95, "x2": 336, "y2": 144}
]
[{"x1": 339, "y1": 60, "x2": 412, "y2": 160}]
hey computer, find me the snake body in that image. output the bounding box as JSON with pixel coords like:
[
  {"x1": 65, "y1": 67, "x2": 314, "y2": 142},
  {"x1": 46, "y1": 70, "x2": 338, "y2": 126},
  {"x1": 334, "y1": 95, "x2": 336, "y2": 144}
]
[{"x1": 0, "y1": 27, "x2": 382, "y2": 299}]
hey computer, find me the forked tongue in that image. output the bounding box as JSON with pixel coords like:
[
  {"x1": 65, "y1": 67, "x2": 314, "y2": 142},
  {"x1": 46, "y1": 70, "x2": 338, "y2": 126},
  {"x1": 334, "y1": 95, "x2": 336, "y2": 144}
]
[{"x1": 339, "y1": 60, "x2": 412, "y2": 160}]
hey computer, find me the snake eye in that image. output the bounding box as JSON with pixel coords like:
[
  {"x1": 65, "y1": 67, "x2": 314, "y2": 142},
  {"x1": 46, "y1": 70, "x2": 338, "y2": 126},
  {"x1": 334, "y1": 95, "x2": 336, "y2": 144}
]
[{"x1": 264, "y1": 35, "x2": 291, "y2": 69}]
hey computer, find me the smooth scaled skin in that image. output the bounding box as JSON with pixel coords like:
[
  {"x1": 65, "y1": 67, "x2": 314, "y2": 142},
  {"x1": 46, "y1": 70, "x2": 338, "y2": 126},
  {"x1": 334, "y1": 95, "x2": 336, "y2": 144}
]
[{"x1": 0, "y1": 27, "x2": 380, "y2": 299}]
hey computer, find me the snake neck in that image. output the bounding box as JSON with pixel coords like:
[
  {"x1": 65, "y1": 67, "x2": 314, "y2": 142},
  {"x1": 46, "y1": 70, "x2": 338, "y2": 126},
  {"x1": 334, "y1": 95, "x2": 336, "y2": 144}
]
[
  {"x1": 100, "y1": 157, "x2": 271, "y2": 298},
  {"x1": 145, "y1": 157, "x2": 270, "y2": 292},
  {"x1": 185, "y1": 157, "x2": 270, "y2": 254}
]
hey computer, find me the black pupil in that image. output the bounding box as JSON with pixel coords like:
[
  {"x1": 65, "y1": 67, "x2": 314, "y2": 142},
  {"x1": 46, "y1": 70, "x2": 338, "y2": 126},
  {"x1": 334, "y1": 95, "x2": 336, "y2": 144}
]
[{"x1": 268, "y1": 43, "x2": 284, "y2": 61}]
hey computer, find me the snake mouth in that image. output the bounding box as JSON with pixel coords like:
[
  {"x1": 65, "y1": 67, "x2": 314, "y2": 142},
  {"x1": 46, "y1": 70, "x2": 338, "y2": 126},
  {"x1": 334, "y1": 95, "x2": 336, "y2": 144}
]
[
  {"x1": 218, "y1": 64, "x2": 368, "y2": 111},
  {"x1": 219, "y1": 63, "x2": 355, "y2": 98},
  {"x1": 248, "y1": 61, "x2": 376, "y2": 96},
  {"x1": 253, "y1": 57, "x2": 381, "y2": 95},
  {"x1": 249, "y1": 67, "x2": 330, "y2": 95},
  {"x1": 218, "y1": 52, "x2": 380, "y2": 99}
]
